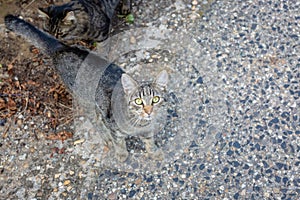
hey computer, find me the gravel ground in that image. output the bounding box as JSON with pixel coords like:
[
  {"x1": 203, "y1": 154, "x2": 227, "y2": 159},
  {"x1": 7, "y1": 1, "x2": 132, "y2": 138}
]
[{"x1": 1, "y1": 0, "x2": 300, "y2": 199}]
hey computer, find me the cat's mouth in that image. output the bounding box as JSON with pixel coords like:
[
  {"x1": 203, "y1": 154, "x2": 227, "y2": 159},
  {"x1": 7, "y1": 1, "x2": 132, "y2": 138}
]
[{"x1": 141, "y1": 111, "x2": 154, "y2": 121}]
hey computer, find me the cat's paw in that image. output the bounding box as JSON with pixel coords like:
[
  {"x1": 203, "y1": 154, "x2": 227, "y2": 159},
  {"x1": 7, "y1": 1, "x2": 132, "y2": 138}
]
[
  {"x1": 115, "y1": 150, "x2": 129, "y2": 162},
  {"x1": 148, "y1": 149, "x2": 164, "y2": 161}
]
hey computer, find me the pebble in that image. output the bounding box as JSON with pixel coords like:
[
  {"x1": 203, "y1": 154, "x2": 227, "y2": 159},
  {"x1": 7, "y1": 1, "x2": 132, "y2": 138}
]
[
  {"x1": 130, "y1": 36, "x2": 136, "y2": 44},
  {"x1": 18, "y1": 153, "x2": 27, "y2": 161},
  {"x1": 64, "y1": 180, "x2": 71, "y2": 186},
  {"x1": 74, "y1": 138, "x2": 85, "y2": 145},
  {"x1": 54, "y1": 173, "x2": 61, "y2": 179}
]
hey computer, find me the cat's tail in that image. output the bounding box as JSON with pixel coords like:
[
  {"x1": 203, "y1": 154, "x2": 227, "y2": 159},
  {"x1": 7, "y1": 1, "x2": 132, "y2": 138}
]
[{"x1": 4, "y1": 14, "x2": 66, "y2": 55}]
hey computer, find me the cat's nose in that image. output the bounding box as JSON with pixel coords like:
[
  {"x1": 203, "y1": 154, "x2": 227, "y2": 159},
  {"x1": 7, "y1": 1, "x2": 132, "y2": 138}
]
[{"x1": 144, "y1": 105, "x2": 153, "y2": 115}]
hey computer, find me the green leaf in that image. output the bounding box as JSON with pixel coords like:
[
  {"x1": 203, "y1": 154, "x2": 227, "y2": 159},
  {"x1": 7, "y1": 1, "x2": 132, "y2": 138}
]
[
  {"x1": 92, "y1": 42, "x2": 97, "y2": 47},
  {"x1": 125, "y1": 14, "x2": 134, "y2": 24}
]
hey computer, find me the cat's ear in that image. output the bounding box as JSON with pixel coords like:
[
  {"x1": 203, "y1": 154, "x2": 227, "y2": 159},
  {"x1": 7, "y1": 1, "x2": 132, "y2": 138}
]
[
  {"x1": 121, "y1": 74, "x2": 138, "y2": 95},
  {"x1": 38, "y1": 7, "x2": 50, "y2": 19},
  {"x1": 154, "y1": 70, "x2": 168, "y2": 90}
]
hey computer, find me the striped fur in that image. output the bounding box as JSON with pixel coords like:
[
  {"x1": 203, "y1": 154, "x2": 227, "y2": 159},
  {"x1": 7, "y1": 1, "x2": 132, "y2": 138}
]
[{"x1": 39, "y1": 0, "x2": 131, "y2": 43}]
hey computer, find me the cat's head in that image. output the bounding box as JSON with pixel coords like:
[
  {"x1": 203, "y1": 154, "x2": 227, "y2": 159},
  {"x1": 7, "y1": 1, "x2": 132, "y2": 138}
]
[
  {"x1": 38, "y1": 4, "x2": 77, "y2": 39},
  {"x1": 121, "y1": 70, "x2": 169, "y2": 122}
]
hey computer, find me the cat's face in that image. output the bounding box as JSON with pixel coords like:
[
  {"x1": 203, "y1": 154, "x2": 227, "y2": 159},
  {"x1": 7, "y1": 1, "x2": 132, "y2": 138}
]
[
  {"x1": 121, "y1": 71, "x2": 169, "y2": 123},
  {"x1": 38, "y1": 5, "x2": 77, "y2": 39}
]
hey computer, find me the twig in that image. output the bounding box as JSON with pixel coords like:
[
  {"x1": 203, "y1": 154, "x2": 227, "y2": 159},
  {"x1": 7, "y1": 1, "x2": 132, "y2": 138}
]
[
  {"x1": 2, "y1": 118, "x2": 12, "y2": 138},
  {"x1": 22, "y1": 0, "x2": 37, "y2": 11},
  {"x1": 58, "y1": 102, "x2": 73, "y2": 110}
]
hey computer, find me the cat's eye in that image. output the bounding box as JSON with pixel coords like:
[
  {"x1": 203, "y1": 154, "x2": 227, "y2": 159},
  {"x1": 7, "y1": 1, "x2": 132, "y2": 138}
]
[
  {"x1": 152, "y1": 96, "x2": 160, "y2": 104},
  {"x1": 134, "y1": 98, "x2": 143, "y2": 105}
]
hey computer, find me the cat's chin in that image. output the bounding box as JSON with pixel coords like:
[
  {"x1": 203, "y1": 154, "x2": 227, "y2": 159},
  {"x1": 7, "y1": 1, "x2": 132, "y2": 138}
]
[{"x1": 144, "y1": 116, "x2": 152, "y2": 121}]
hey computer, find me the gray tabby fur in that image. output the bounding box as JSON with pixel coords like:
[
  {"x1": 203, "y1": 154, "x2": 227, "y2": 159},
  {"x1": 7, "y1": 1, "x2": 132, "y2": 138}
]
[
  {"x1": 38, "y1": 0, "x2": 131, "y2": 43},
  {"x1": 5, "y1": 15, "x2": 168, "y2": 162}
]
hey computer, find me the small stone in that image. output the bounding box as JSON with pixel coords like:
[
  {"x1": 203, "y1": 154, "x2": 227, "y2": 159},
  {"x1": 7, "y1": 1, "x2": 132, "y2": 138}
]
[
  {"x1": 129, "y1": 57, "x2": 137, "y2": 62},
  {"x1": 36, "y1": 191, "x2": 43, "y2": 197},
  {"x1": 64, "y1": 180, "x2": 71, "y2": 186},
  {"x1": 67, "y1": 186, "x2": 72, "y2": 191},
  {"x1": 108, "y1": 193, "x2": 117, "y2": 200},
  {"x1": 17, "y1": 119, "x2": 23, "y2": 127},
  {"x1": 192, "y1": 0, "x2": 198, "y2": 6},
  {"x1": 74, "y1": 138, "x2": 85, "y2": 145},
  {"x1": 197, "y1": 76, "x2": 203, "y2": 84},
  {"x1": 135, "y1": 178, "x2": 142, "y2": 185},
  {"x1": 30, "y1": 147, "x2": 35, "y2": 153},
  {"x1": 226, "y1": 150, "x2": 234, "y2": 156},
  {"x1": 233, "y1": 141, "x2": 241, "y2": 148},
  {"x1": 273, "y1": 188, "x2": 280, "y2": 193},
  {"x1": 151, "y1": 54, "x2": 160, "y2": 59},
  {"x1": 54, "y1": 173, "x2": 61, "y2": 179},
  {"x1": 199, "y1": 164, "x2": 205, "y2": 170},
  {"x1": 18, "y1": 153, "x2": 27, "y2": 161},
  {"x1": 240, "y1": 189, "x2": 246, "y2": 196},
  {"x1": 128, "y1": 190, "x2": 136, "y2": 198},
  {"x1": 69, "y1": 170, "x2": 75, "y2": 176},
  {"x1": 264, "y1": 192, "x2": 270, "y2": 197},
  {"x1": 275, "y1": 176, "x2": 281, "y2": 183},
  {"x1": 0, "y1": 118, "x2": 6, "y2": 126},
  {"x1": 282, "y1": 177, "x2": 289, "y2": 184},
  {"x1": 130, "y1": 36, "x2": 136, "y2": 44},
  {"x1": 190, "y1": 13, "x2": 199, "y2": 20},
  {"x1": 32, "y1": 62, "x2": 39, "y2": 67},
  {"x1": 78, "y1": 171, "x2": 84, "y2": 179},
  {"x1": 233, "y1": 193, "x2": 239, "y2": 199}
]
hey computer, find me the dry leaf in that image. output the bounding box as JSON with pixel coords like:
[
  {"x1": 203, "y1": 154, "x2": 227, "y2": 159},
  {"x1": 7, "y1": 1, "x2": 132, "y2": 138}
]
[
  {"x1": 7, "y1": 98, "x2": 17, "y2": 111},
  {"x1": 31, "y1": 47, "x2": 39, "y2": 54},
  {"x1": 0, "y1": 98, "x2": 6, "y2": 109},
  {"x1": 7, "y1": 64, "x2": 13, "y2": 71},
  {"x1": 46, "y1": 130, "x2": 73, "y2": 141}
]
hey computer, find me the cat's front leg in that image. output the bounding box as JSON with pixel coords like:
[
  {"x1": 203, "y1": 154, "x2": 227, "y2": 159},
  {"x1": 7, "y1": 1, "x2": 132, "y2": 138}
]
[
  {"x1": 143, "y1": 137, "x2": 164, "y2": 161},
  {"x1": 113, "y1": 137, "x2": 129, "y2": 162}
]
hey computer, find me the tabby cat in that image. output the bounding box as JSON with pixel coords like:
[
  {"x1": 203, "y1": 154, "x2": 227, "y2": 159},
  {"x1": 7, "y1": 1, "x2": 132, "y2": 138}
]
[
  {"x1": 5, "y1": 15, "x2": 168, "y2": 162},
  {"x1": 38, "y1": 0, "x2": 131, "y2": 43}
]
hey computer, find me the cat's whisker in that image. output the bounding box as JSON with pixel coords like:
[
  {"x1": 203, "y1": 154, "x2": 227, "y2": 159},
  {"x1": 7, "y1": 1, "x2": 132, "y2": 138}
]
[{"x1": 129, "y1": 116, "x2": 142, "y2": 127}]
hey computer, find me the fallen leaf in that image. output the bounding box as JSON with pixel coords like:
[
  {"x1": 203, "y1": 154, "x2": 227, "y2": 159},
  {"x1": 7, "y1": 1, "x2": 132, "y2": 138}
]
[
  {"x1": 46, "y1": 130, "x2": 73, "y2": 142},
  {"x1": 0, "y1": 98, "x2": 5, "y2": 110},
  {"x1": 31, "y1": 47, "x2": 39, "y2": 54},
  {"x1": 7, "y1": 98, "x2": 17, "y2": 111},
  {"x1": 7, "y1": 64, "x2": 13, "y2": 71}
]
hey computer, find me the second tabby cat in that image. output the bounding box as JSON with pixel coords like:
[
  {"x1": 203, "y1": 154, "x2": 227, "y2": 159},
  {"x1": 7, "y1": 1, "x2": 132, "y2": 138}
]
[
  {"x1": 38, "y1": 0, "x2": 132, "y2": 43},
  {"x1": 5, "y1": 14, "x2": 168, "y2": 162}
]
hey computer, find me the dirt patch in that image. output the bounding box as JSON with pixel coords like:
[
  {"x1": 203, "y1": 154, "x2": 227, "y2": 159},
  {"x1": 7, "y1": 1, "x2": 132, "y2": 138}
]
[
  {"x1": 0, "y1": 1, "x2": 74, "y2": 135},
  {"x1": 0, "y1": 0, "x2": 18, "y2": 23}
]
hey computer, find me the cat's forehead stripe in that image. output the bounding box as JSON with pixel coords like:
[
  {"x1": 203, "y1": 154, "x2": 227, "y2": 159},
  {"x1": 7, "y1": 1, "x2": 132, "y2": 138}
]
[{"x1": 139, "y1": 85, "x2": 155, "y2": 97}]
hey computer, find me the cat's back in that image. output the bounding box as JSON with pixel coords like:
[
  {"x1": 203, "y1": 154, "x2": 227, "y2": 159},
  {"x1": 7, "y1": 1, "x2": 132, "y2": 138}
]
[{"x1": 39, "y1": 0, "x2": 113, "y2": 42}]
